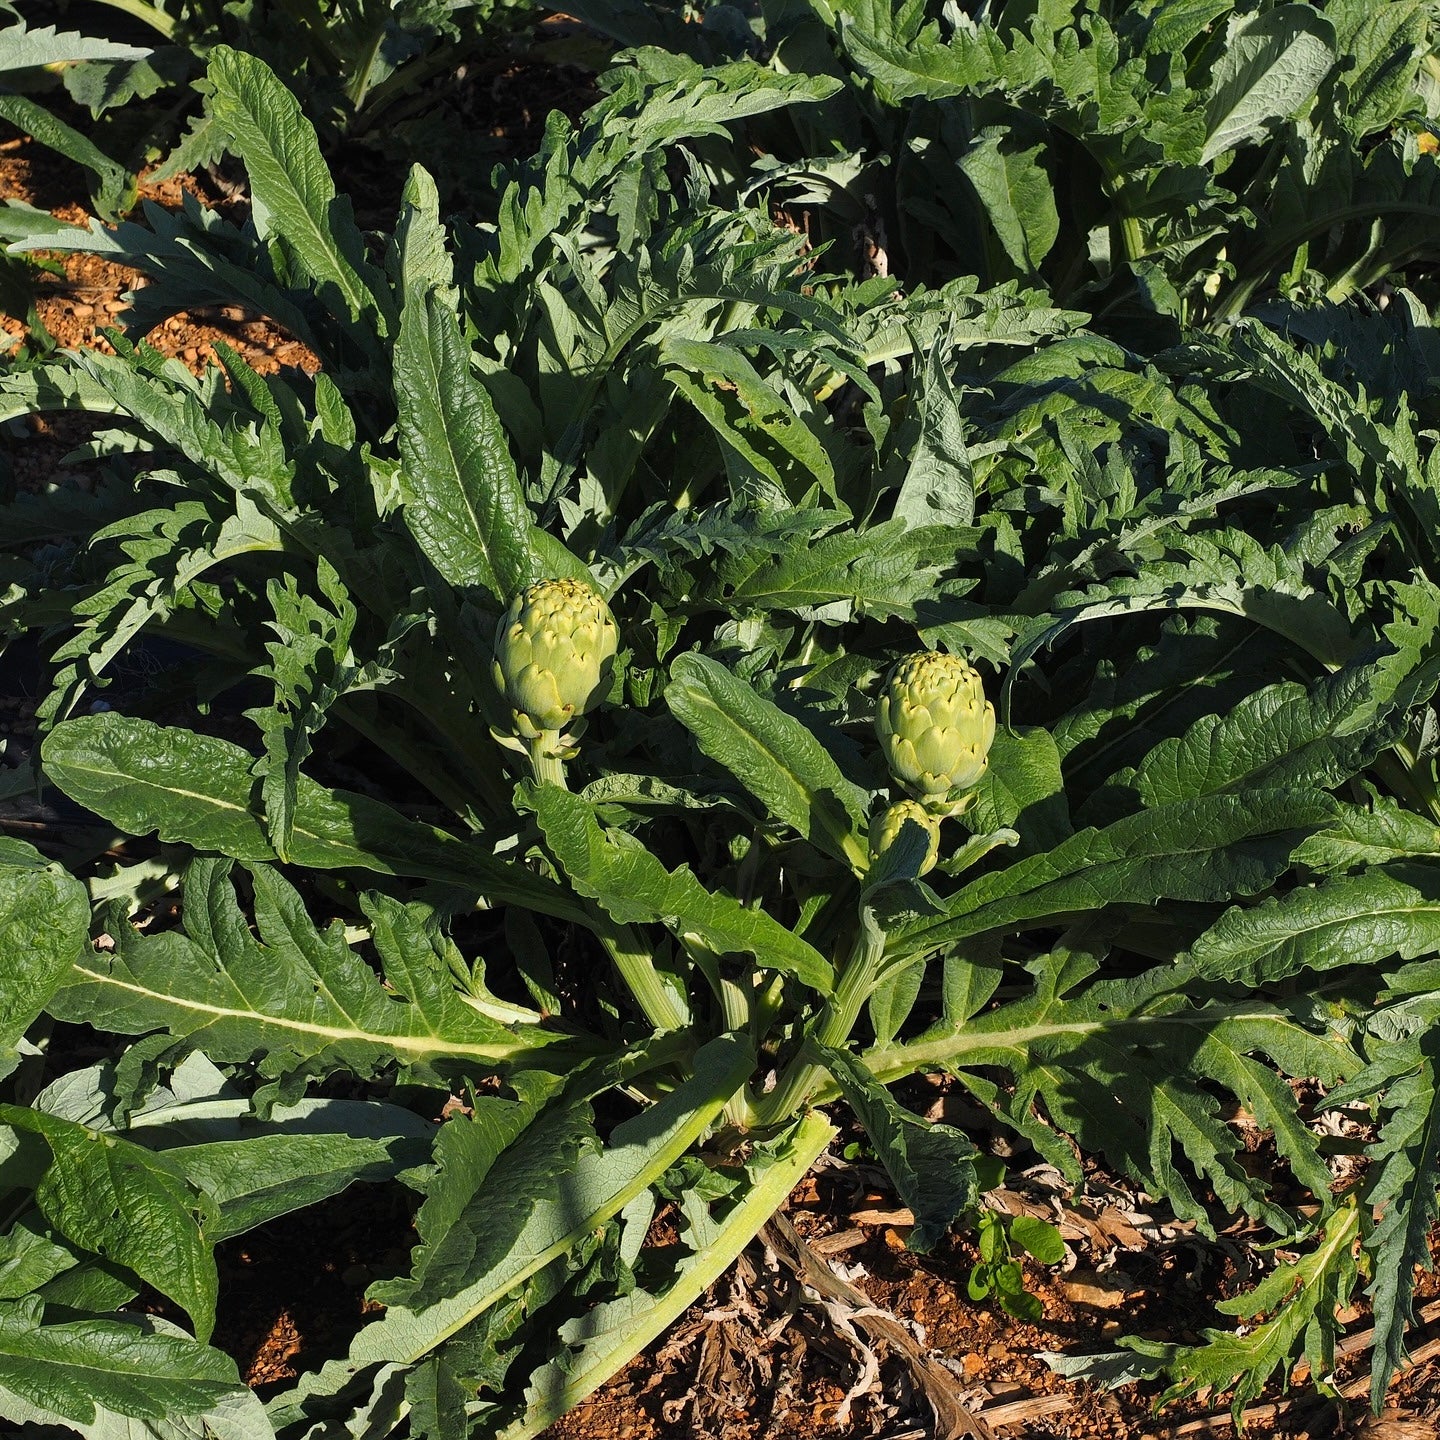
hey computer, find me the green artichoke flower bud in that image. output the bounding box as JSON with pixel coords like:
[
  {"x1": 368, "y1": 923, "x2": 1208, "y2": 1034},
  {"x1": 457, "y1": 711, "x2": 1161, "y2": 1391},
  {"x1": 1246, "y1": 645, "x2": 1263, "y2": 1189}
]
[
  {"x1": 869, "y1": 799, "x2": 941, "y2": 876},
  {"x1": 876, "y1": 650, "x2": 995, "y2": 803},
  {"x1": 492, "y1": 578, "x2": 619, "y2": 738}
]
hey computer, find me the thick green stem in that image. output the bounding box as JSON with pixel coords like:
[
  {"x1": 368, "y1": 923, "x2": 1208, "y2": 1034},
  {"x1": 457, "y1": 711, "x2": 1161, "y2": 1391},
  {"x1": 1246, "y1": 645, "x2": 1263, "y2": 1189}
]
[
  {"x1": 718, "y1": 977, "x2": 751, "y2": 1034},
  {"x1": 497, "y1": 1111, "x2": 837, "y2": 1440},
  {"x1": 755, "y1": 925, "x2": 887, "y2": 1127},
  {"x1": 85, "y1": 0, "x2": 178, "y2": 38},
  {"x1": 526, "y1": 733, "x2": 569, "y2": 789},
  {"x1": 1072, "y1": 138, "x2": 1145, "y2": 267},
  {"x1": 718, "y1": 978, "x2": 756, "y2": 1126},
  {"x1": 813, "y1": 928, "x2": 888, "y2": 1054},
  {"x1": 1116, "y1": 211, "x2": 1145, "y2": 266},
  {"x1": 597, "y1": 921, "x2": 692, "y2": 1033}
]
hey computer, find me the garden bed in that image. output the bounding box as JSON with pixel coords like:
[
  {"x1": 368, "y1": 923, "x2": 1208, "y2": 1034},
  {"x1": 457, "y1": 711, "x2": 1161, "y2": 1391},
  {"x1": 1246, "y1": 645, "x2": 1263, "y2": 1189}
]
[
  {"x1": 5, "y1": 6, "x2": 1440, "y2": 1439},
  {"x1": 5, "y1": 152, "x2": 1438, "y2": 1425}
]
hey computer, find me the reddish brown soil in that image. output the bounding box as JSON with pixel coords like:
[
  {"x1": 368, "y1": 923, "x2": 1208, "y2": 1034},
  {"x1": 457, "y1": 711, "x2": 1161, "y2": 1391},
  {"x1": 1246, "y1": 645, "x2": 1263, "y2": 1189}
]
[
  {"x1": 538, "y1": 1172, "x2": 1440, "y2": 1440},
  {"x1": 4, "y1": 115, "x2": 1440, "y2": 1440},
  {"x1": 0, "y1": 140, "x2": 319, "y2": 379},
  {"x1": 186, "y1": 1135, "x2": 1440, "y2": 1440}
]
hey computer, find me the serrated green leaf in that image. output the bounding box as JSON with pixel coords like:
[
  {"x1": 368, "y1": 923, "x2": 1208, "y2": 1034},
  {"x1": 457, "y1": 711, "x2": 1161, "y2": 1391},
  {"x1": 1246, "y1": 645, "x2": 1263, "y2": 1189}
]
[
  {"x1": 1132, "y1": 665, "x2": 1388, "y2": 808},
  {"x1": 1334, "y1": 0, "x2": 1429, "y2": 135},
  {"x1": 893, "y1": 791, "x2": 1336, "y2": 956},
  {"x1": 174, "y1": 1127, "x2": 428, "y2": 1243},
  {"x1": 820, "y1": 1046, "x2": 975, "y2": 1251},
  {"x1": 1189, "y1": 866, "x2": 1440, "y2": 985},
  {"x1": 0, "y1": 1111, "x2": 217, "y2": 1340},
  {"x1": 1357, "y1": 1029, "x2": 1440, "y2": 1406},
  {"x1": 32, "y1": 1052, "x2": 429, "y2": 1242},
  {"x1": 867, "y1": 949, "x2": 1356, "y2": 1227},
  {"x1": 1202, "y1": 7, "x2": 1336, "y2": 161},
  {"x1": 246, "y1": 562, "x2": 363, "y2": 863},
  {"x1": 1294, "y1": 800, "x2": 1440, "y2": 870},
  {"x1": 0, "y1": 1302, "x2": 257, "y2": 1433},
  {"x1": 840, "y1": 20, "x2": 994, "y2": 103},
  {"x1": 891, "y1": 337, "x2": 974, "y2": 529},
  {"x1": 867, "y1": 956, "x2": 925, "y2": 1051},
  {"x1": 692, "y1": 519, "x2": 955, "y2": 621},
  {"x1": 206, "y1": 46, "x2": 391, "y2": 336},
  {"x1": 0, "y1": 95, "x2": 130, "y2": 218},
  {"x1": 1122, "y1": 1199, "x2": 1359, "y2": 1420},
  {"x1": 396, "y1": 165, "x2": 454, "y2": 300},
  {"x1": 71, "y1": 351, "x2": 296, "y2": 508},
  {"x1": 48, "y1": 860, "x2": 582, "y2": 1080},
  {"x1": 0, "y1": 24, "x2": 152, "y2": 72},
  {"x1": 957, "y1": 122, "x2": 1059, "y2": 273},
  {"x1": 40, "y1": 713, "x2": 585, "y2": 923},
  {"x1": 662, "y1": 336, "x2": 835, "y2": 498},
  {"x1": 967, "y1": 726, "x2": 1070, "y2": 854}
]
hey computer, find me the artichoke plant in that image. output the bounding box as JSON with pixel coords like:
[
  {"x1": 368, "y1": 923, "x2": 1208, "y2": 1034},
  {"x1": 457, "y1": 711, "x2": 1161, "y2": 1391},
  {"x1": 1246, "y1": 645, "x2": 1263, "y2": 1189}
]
[
  {"x1": 876, "y1": 650, "x2": 996, "y2": 809},
  {"x1": 493, "y1": 578, "x2": 619, "y2": 779}
]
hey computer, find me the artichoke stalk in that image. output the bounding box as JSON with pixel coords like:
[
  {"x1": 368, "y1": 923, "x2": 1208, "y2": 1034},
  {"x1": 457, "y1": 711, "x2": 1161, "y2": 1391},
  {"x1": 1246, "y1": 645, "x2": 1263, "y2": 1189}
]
[
  {"x1": 493, "y1": 581, "x2": 686, "y2": 1033},
  {"x1": 493, "y1": 578, "x2": 619, "y2": 784},
  {"x1": 876, "y1": 650, "x2": 995, "y2": 811}
]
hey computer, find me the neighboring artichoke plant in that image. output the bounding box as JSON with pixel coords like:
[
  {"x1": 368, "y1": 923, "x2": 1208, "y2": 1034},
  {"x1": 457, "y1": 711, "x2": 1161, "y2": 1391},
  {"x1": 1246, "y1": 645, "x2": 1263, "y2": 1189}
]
[
  {"x1": 493, "y1": 577, "x2": 619, "y2": 782},
  {"x1": 869, "y1": 799, "x2": 942, "y2": 875},
  {"x1": 876, "y1": 650, "x2": 996, "y2": 813}
]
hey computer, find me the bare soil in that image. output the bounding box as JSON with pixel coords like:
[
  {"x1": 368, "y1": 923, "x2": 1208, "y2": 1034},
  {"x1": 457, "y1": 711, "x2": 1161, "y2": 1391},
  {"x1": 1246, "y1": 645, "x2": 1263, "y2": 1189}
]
[{"x1": 3, "y1": 118, "x2": 1439, "y2": 1440}]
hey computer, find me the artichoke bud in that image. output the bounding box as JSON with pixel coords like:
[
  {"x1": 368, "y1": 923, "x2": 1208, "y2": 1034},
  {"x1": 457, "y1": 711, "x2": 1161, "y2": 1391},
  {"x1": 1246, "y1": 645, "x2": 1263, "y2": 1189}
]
[
  {"x1": 869, "y1": 800, "x2": 941, "y2": 876},
  {"x1": 876, "y1": 650, "x2": 996, "y2": 806},
  {"x1": 492, "y1": 578, "x2": 619, "y2": 738}
]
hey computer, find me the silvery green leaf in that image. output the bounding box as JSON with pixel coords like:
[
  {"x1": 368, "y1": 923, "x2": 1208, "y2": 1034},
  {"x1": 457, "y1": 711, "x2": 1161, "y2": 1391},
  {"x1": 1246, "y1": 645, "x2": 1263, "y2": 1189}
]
[
  {"x1": 0, "y1": 1303, "x2": 265, "y2": 1437},
  {"x1": 1202, "y1": 7, "x2": 1336, "y2": 162},
  {"x1": 0, "y1": 1110, "x2": 217, "y2": 1340}
]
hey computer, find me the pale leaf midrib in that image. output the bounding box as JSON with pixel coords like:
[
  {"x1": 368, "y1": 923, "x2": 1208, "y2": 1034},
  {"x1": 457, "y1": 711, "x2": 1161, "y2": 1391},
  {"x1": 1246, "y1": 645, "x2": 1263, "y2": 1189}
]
[
  {"x1": 67, "y1": 962, "x2": 530, "y2": 1062},
  {"x1": 52, "y1": 755, "x2": 356, "y2": 855}
]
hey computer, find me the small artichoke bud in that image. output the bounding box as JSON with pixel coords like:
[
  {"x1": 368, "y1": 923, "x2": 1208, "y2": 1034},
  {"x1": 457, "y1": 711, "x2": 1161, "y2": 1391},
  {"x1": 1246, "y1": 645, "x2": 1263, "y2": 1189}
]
[
  {"x1": 493, "y1": 578, "x2": 619, "y2": 738},
  {"x1": 876, "y1": 650, "x2": 995, "y2": 803},
  {"x1": 869, "y1": 799, "x2": 941, "y2": 876}
]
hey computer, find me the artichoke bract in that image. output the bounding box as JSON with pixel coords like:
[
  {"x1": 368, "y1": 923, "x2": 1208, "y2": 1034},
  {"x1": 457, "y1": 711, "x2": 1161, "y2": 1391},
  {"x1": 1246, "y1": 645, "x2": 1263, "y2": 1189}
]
[
  {"x1": 493, "y1": 578, "x2": 619, "y2": 739},
  {"x1": 869, "y1": 799, "x2": 941, "y2": 876},
  {"x1": 876, "y1": 650, "x2": 995, "y2": 805}
]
